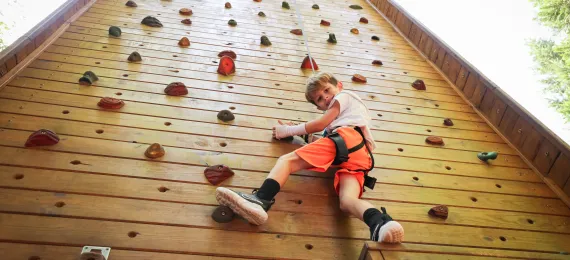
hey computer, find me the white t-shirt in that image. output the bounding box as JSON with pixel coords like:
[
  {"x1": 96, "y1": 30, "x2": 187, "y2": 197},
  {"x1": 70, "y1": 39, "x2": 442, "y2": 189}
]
[{"x1": 325, "y1": 90, "x2": 377, "y2": 150}]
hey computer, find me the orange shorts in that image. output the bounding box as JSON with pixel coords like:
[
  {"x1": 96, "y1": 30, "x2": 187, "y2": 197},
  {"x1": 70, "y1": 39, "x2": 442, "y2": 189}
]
[{"x1": 295, "y1": 127, "x2": 372, "y2": 198}]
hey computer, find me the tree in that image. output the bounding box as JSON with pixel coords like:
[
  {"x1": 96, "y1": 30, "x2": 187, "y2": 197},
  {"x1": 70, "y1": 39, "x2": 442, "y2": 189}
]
[
  {"x1": 529, "y1": 0, "x2": 570, "y2": 121},
  {"x1": 0, "y1": 21, "x2": 9, "y2": 50}
]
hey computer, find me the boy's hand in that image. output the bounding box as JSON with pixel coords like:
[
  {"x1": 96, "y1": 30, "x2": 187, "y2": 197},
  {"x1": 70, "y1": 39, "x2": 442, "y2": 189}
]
[{"x1": 273, "y1": 120, "x2": 307, "y2": 139}]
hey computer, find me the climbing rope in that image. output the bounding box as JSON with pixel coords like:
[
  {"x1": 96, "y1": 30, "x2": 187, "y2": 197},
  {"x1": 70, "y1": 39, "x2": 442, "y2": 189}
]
[{"x1": 292, "y1": 0, "x2": 316, "y2": 73}]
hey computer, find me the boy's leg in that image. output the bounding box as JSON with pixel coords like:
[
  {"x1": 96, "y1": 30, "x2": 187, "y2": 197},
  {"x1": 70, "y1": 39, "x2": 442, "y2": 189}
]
[
  {"x1": 337, "y1": 173, "x2": 404, "y2": 243},
  {"x1": 216, "y1": 152, "x2": 313, "y2": 225}
]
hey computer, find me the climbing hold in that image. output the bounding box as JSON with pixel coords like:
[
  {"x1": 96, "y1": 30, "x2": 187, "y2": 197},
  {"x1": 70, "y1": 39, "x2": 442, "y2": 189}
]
[
  {"x1": 25, "y1": 129, "x2": 59, "y2": 147},
  {"x1": 79, "y1": 252, "x2": 105, "y2": 260},
  {"x1": 477, "y1": 151, "x2": 498, "y2": 162},
  {"x1": 258, "y1": 11, "x2": 266, "y2": 17},
  {"x1": 352, "y1": 74, "x2": 367, "y2": 83},
  {"x1": 412, "y1": 79, "x2": 426, "y2": 90},
  {"x1": 141, "y1": 16, "x2": 163, "y2": 27},
  {"x1": 212, "y1": 205, "x2": 235, "y2": 223},
  {"x1": 108, "y1": 26, "x2": 121, "y2": 37},
  {"x1": 179, "y1": 8, "x2": 193, "y2": 15},
  {"x1": 218, "y1": 50, "x2": 237, "y2": 60},
  {"x1": 204, "y1": 164, "x2": 235, "y2": 185},
  {"x1": 98, "y1": 97, "x2": 125, "y2": 109},
  {"x1": 225, "y1": 2, "x2": 232, "y2": 8},
  {"x1": 145, "y1": 143, "x2": 165, "y2": 159},
  {"x1": 217, "y1": 56, "x2": 236, "y2": 76},
  {"x1": 253, "y1": 0, "x2": 262, "y2": 2},
  {"x1": 217, "y1": 109, "x2": 235, "y2": 122},
  {"x1": 349, "y1": 4, "x2": 363, "y2": 9},
  {"x1": 312, "y1": 4, "x2": 319, "y2": 9},
  {"x1": 79, "y1": 71, "x2": 98, "y2": 86},
  {"x1": 360, "y1": 17, "x2": 369, "y2": 24},
  {"x1": 428, "y1": 205, "x2": 448, "y2": 219},
  {"x1": 425, "y1": 136, "x2": 444, "y2": 145},
  {"x1": 164, "y1": 82, "x2": 188, "y2": 96},
  {"x1": 260, "y1": 35, "x2": 272, "y2": 46},
  {"x1": 372, "y1": 60, "x2": 383, "y2": 66},
  {"x1": 290, "y1": 29, "x2": 303, "y2": 35},
  {"x1": 327, "y1": 33, "x2": 337, "y2": 44},
  {"x1": 127, "y1": 51, "x2": 142, "y2": 62},
  {"x1": 178, "y1": 37, "x2": 190, "y2": 47},
  {"x1": 228, "y1": 19, "x2": 237, "y2": 26},
  {"x1": 371, "y1": 35, "x2": 380, "y2": 41},
  {"x1": 301, "y1": 56, "x2": 318, "y2": 70},
  {"x1": 125, "y1": 0, "x2": 137, "y2": 7},
  {"x1": 350, "y1": 28, "x2": 359, "y2": 34},
  {"x1": 443, "y1": 118, "x2": 454, "y2": 126},
  {"x1": 320, "y1": 19, "x2": 330, "y2": 26},
  {"x1": 282, "y1": 1, "x2": 290, "y2": 9},
  {"x1": 181, "y1": 19, "x2": 192, "y2": 25}
]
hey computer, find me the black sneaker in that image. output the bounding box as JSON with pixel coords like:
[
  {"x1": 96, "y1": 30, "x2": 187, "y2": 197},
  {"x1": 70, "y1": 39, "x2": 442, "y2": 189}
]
[
  {"x1": 370, "y1": 207, "x2": 404, "y2": 243},
  {"x1": 215, "y1": 187, "x2": 275, "y2": 225}
]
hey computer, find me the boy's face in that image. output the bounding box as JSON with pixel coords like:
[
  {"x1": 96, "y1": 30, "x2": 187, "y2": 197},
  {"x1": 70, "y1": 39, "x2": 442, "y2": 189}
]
[{"x1": 310, "y1": 82, "x2": 340, "y2": 111}]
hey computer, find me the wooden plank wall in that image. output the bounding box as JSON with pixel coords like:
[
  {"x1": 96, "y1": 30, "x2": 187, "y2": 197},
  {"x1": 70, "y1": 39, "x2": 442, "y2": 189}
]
[
  {"x1": 369, "y1": 0, "x2": 570, "y2": 200},
  {"x1": 0, "y1": 0, "x2": 90, "y2": 80}
]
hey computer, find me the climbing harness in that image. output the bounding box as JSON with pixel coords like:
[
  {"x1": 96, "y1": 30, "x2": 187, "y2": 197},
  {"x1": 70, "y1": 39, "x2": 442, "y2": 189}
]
[{"x1": 327, "y1": 127, "x2": 377, "y2": 191}]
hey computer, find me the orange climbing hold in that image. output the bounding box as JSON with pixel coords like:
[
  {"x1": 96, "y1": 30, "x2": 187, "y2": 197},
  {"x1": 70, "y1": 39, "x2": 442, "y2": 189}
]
[
  {"x1": 425, "y1": 136, "x2": 444, "y2": 145},
  {"x1": 350, "y1": 28, "x2": 359, "y2": 34},
  {"x1": 290, "y1": 29, "x2": 303, "y2": 35},
  {"x1": 179, "y1": 8, "x2": 192, "y2": 15},
  {"x1": 217, "y1": 56, "x2": 236, "y2": 76},
  {"x1": 178, "y1": 37, "x2": 190, "y2": 47},
  {"x1": 412, "y1": 79, "x2": 426, "y2": 90},
  {"x1": 352, "y1": 74, "x2": 367, "y2": 83},
  {"x1": 218, "y1": 50, "x2": 237, "y2": 60},
  {"x1": 98, "y1": 97, "x2": 125, "y2": 109},
  {"x1": 301, "y1": 56, "x2": 318, "y2": 70},
  {"x1": 145, "y1": 143, "x2": 165, "y2": 159}
]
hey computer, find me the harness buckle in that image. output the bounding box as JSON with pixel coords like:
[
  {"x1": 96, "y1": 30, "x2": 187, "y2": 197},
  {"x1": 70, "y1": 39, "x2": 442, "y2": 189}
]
[{"x1": 363, "y1": 175, "x2": 377, "y2": 190}]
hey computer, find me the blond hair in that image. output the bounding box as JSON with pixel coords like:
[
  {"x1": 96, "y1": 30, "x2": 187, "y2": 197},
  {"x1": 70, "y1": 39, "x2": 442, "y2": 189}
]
[{"x1": 305, "y1": 72, "x2": 338, "y2": 105}]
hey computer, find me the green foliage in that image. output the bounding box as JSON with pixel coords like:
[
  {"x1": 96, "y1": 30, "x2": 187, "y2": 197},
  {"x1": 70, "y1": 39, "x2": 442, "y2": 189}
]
[
  {"x1": 529, "y1": 0, "x2": 570, "y2": 120},
  {"x1": 0, "y1": 21, "x2": 9, "y2": 50}
]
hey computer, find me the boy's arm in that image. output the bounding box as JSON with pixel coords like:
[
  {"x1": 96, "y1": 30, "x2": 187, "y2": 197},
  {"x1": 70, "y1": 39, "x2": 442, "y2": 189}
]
[{"x1": 274, "y1": 101, "x2": 340, "y2": 139}]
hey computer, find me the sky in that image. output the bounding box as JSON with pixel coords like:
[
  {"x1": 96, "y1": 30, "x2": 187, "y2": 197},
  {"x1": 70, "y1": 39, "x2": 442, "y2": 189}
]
[
  {"x1": 394, "y1": 0, "x2": 570, "y2": 144},
  {"x1": 0, "y1": 0, "x2": 569, "y2": 144}
]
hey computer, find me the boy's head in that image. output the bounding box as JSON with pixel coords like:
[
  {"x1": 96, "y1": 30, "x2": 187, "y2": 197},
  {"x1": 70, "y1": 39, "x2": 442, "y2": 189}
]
[{"x1": 305, "y1": 72, "x2": 341, "y2": 111}]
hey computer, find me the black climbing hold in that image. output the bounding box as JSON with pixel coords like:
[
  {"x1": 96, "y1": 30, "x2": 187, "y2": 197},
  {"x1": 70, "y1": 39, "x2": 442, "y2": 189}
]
[
  {"x1": 228, "y1": 19, "x2": 237, "y2": 26},
  {"x1": 312, "y1": 4, "x2": 319, "y2": 9},
  {"x1": 141, "y1": 16, "x2": 163, "y2": 27},
  {"x1": 108, "y1": 26, "x2": 121, "y2": 37},
  {"x1": 125, "y1": 0, "x2": 137, "y2": 7},
  {"x1": 258, "y1": 11, "x2": 266, "y2": 17},
  {"x1": 327, "y1": 33, "x2": 337, "y2": 44},
  {"x1": 282, "y1": 1, "x2": 290, "y2": 9},
  {"x1": 79, "y1": 71, "x2": 98, "y2": 86},
  {"x1": 127, "y1": 51, "x2": 142, "y2": 62},
  {"x1": 371, "y1": 35, "x2": 380, "y2": 41},
  {"x1": 261, "y1": 35, "x2": 272, "y2": 46},
  {"x1": 217, "y1": 110, "x2": 235, "y2": 122},
  {"x1": 212, "y1": 205, "x2": 235, "y2": 223}
]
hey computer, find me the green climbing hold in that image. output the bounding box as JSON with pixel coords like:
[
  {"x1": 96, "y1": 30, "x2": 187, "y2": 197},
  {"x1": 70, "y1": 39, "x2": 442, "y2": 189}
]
[
  {"x1": 312, "y1": 4, "x2": 319, "y2": 9},
  {"x1": 228, "y1": 19, "x2": 237, "y2": 26},
  {"x1": 260, "y1": 35, "x2": 272, "y2": 46},
  {"x1": 327, "y1": 33, "x2": 337, "y2": 44},
  {"x1": 477, "y1": 151, "x2": 498, "y2": 162},
  {"x1": 282, "y1": 1, "x2": 290, "y2": 9},
  {"x1": 258, "y1": 11, "x2": 266, "y2": 17},
  {"x1": 349, "y1": 4, "x2": 363, "y2": 9},
  {"x1": 108, "y1": 26, "x2": 121, "y2": 37},
  {"x1": 371, "y1": 35, "x2": 380, "y2": 41},
  {"x1": 79, "y1": 71, "x2": 98, "y2": 86}
]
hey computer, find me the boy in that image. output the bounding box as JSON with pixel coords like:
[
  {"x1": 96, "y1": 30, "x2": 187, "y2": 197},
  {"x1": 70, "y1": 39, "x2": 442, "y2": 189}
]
[{"x1": 215, "y1": 72, "x2": 404, "y2": 243}]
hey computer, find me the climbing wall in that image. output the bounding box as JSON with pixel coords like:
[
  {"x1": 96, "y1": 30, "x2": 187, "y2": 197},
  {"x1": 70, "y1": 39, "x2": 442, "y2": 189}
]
[{"x1": 0, "y1": 0, "x2": 569, "y2": 259}]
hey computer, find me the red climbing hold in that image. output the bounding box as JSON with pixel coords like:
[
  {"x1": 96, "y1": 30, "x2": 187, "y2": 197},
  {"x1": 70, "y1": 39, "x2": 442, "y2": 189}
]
[
  {"x1": 225, "y1": 2, "x2": 232, "y2": 8},
  {"x1": 425, "y1": 136, "x2": 444, "y2": 145},
  {"x1": 301, "y1": 56, "x2": 318, "y2": 70},
  {"x1": 179, "y1": 8, "x2": 192, "y2": 15},
  {"x1": 352, "y1": 74, "x2": 367, "y2": 83},
  {"x1": 181, "y1": 19, "x2": 192, "y2": 25},
  {"x1": 25, "y1": 129, "x2": 59, "y2": 147},
  {"x1": 412, "y1": 79, "x2": 426, "y2": 90},
  {"x1": 178, "y1": 37, "x2": 190, "y2": 47},
  {"x1": 428, "y1": 205, "x2": 449, "y2": 219},
  {"x1": 218, "y1": 50, "x2": 237, "y2": 60},
  {"x1": 360, "y1": 17, "x2": 369, "y2": 24},
  {"x1": 320, "y1": 20, "x2": 330, "y2": 26},
  {"x1": 217, "y1": 56, "x2": 236, "y2": 76},
  {"x1": 97, "y1": 97, "x2": 125, "y2": 109},
  {"x1": 204, "y1": 164, "x2": 235, "y2": 185},
  {"x1": 290, "y1": 29, "x2": 303, "y2": 35},
  {"x1": 164, "y1": 82, "x2": 188, "y2": 96},
  {"x1": 372, "y1": 60, "x2": 383, "y2": 66}
]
